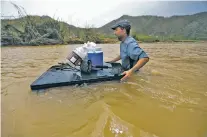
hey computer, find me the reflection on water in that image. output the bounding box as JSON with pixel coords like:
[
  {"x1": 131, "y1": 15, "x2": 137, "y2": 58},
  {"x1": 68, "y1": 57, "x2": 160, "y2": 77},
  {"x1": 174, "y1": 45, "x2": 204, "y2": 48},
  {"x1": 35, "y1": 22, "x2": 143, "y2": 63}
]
[{"x1": 1, "y1": 43, "x2": 207, "y2": 137}]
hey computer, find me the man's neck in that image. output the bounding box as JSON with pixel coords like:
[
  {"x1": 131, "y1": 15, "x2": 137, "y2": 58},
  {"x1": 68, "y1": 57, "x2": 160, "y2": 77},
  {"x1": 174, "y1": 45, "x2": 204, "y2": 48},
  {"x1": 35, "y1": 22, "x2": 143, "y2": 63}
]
[{"x1": 121, "y1": 35, "x2": 128, "y2": 42}]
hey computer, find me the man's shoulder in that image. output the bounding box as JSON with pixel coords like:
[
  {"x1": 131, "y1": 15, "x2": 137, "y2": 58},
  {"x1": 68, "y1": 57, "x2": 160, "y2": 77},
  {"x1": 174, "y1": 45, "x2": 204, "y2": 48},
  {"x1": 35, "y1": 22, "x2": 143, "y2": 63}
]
[{"x1": 123, "y1": 36, "x2": 137, "y2": 45}]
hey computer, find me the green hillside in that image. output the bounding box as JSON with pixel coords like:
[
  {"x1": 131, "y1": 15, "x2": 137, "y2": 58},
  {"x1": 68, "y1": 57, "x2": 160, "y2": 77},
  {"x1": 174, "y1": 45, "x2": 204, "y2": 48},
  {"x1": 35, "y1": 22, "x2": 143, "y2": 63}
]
[
  {"x1": 98, "y1": 12, "x2": 207, "y2": 41},
  {"x1": 1, "y1": 12, "x2": 207, "y2": 46}
]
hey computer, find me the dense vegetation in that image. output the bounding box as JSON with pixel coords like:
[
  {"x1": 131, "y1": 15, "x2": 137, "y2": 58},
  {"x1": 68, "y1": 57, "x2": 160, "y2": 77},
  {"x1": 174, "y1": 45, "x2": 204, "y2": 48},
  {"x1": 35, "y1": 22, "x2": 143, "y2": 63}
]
[
  {"x1": 1, "y1": 12, "x2": 207, "y2": 46},
  {"x1": 99, "y1": 12, "x2": 207, "y2": 42}
]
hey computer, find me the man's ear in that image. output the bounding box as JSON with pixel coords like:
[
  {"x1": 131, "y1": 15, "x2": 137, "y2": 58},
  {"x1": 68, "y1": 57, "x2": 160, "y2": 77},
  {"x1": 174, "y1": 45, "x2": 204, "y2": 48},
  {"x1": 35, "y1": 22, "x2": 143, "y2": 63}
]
[{"x1": 120, "y1": 27, "x2": 124, "y2": 30}]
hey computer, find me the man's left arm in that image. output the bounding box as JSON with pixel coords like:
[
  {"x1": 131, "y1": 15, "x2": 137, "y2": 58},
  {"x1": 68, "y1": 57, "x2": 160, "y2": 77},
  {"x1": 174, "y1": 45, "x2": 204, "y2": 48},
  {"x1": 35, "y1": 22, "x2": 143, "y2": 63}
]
[
  {"x1": 130, "y1": 57, "x2": 149, "y2": 73},
  {"x1": 121, "y1": 43, "x2": 149, "y2": 81}
]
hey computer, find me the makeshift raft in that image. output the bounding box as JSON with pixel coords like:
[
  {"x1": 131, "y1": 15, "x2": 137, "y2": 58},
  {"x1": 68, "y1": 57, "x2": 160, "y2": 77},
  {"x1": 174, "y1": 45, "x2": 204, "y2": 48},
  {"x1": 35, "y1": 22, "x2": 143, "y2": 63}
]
[{"x1": 30, "y1": 62, "x2": 124, "y2": 90}]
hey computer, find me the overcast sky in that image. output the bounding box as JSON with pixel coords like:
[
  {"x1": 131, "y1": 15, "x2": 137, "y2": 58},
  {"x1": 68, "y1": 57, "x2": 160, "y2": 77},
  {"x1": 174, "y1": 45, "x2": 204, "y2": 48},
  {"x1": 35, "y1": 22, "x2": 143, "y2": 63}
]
[{"x1": 1, "y1": 0, "x2": 207, "y2": 28}]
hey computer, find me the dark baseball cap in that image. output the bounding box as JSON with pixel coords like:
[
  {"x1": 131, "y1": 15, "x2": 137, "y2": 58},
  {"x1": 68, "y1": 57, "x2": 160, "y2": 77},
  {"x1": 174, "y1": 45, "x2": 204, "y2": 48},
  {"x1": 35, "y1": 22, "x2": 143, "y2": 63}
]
[{"x1": 111, "y1": 19, "x2": 131, "y2": 30}]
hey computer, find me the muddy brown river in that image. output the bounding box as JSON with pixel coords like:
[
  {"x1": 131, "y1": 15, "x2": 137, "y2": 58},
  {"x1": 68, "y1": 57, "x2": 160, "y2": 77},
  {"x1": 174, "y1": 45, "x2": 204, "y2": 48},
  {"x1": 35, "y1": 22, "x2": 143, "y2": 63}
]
[{"x1": 1, "y1": 43, "x2": 207, "y2": 137}]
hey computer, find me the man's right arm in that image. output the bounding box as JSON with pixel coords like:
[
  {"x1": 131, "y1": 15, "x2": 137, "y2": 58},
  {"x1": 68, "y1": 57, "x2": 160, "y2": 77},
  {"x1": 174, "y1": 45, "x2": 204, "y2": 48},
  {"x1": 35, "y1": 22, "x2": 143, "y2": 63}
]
[{"x1": 107, "y1": 55, "x2": 121, "y2": 63}]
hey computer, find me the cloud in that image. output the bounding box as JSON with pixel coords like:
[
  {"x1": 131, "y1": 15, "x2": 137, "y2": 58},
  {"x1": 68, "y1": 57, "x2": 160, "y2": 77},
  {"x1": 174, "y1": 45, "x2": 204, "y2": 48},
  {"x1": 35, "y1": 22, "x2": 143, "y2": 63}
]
[
  {"x1": 1, "y1": 0, "x2": 207, "y2": 27},
  {"x1": 1, "y1": 0, "x2": 129, "y2": 27}
]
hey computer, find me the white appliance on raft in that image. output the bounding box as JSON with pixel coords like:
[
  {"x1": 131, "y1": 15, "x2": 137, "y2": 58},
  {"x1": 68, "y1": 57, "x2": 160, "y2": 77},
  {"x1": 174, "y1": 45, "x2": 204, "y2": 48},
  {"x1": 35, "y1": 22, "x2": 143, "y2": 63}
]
[{"x1": 67, "y1": 42, "x2": 103, "y2": 73}]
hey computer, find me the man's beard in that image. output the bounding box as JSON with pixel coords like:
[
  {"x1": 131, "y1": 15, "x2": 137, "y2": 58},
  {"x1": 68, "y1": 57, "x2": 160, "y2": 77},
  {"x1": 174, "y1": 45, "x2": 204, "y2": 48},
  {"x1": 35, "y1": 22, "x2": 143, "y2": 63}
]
[{"x1": 117, "y1": 36, "x2": 123, "y2": 41}]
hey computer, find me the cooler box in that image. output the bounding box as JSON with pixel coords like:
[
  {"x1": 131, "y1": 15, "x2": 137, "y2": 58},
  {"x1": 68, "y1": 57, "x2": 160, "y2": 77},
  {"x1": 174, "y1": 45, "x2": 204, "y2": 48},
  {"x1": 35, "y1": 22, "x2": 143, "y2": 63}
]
[{"x1": 87, "y1": 47, "x2": 103, "y2": 69}]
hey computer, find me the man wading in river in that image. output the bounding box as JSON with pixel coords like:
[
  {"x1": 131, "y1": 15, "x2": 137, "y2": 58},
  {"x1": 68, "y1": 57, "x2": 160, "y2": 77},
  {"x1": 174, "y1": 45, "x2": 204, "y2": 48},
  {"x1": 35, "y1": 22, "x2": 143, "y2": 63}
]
[{"x1": 108, "y1": 20, "x2": 149, "y2": 81}]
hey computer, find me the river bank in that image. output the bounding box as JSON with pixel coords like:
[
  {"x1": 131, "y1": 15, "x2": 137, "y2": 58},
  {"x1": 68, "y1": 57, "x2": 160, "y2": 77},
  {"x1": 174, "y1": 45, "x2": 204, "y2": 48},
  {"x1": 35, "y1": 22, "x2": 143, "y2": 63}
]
[{"x1": 2, "y1": 38, "x2": 205, "y2": 47}]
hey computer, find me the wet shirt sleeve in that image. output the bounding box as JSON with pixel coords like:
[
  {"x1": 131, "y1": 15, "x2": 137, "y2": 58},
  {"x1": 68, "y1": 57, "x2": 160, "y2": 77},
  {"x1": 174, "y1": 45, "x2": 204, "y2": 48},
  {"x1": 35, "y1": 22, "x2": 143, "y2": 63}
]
[{"x1": 127, "y1": 42, "x2": 149, "y2": 61}]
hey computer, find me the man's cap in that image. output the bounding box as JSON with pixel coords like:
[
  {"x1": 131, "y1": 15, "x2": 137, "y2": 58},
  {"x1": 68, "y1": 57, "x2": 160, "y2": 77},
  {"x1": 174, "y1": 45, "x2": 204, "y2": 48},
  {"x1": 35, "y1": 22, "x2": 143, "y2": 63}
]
[{"x1": 111, "y1": 19, "x2": 131, "y2": 30}]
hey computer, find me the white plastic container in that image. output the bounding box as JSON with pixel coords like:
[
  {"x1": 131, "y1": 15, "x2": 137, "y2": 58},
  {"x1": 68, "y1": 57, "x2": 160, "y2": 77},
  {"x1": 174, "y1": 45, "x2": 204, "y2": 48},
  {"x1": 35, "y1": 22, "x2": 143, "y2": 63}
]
[
  {"x1": 67, "y1": 47, "x2": 87, "y2": 66},
  {"x1": 66, "y1": 42, "x2": 101, "y2": 67}
]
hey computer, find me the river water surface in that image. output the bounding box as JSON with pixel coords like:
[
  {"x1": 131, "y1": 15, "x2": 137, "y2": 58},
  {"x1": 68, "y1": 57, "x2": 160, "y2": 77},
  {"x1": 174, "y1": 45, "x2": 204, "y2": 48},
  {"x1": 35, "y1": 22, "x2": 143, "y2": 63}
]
[{"x1": 1, "y1": 43, "x2": 207, "y2": 137}]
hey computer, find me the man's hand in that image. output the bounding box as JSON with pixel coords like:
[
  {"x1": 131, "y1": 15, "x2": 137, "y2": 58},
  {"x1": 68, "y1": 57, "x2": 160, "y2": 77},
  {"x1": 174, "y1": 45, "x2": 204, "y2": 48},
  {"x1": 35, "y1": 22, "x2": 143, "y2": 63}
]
[
  {"x1": 120, "y1": 58, "x2": 149, "y2": 82},
  {"x1": 120, "y1": 70, "x2": 133, "y2": 82}
]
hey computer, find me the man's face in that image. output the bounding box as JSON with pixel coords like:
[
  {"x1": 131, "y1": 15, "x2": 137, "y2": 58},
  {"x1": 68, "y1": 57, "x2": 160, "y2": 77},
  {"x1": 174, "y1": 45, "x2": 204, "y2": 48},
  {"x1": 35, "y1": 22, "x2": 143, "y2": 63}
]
[{"x1": 113, "y1": 27, "x2": 126, "y2": 41}]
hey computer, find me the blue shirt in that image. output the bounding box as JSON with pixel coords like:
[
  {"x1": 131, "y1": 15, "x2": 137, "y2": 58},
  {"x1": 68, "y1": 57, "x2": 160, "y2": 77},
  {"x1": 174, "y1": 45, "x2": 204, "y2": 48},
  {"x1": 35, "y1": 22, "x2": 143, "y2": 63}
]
[{"x1": 120, "y1": 36, "x2": 149, "y2": 70}]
